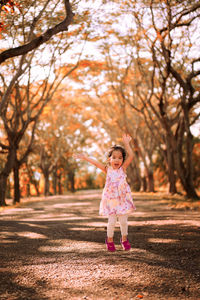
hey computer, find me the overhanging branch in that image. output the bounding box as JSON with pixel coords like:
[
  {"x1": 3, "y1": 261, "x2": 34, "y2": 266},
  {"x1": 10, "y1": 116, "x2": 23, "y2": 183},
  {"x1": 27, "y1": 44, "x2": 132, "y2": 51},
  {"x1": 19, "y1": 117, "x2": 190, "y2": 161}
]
[{"x1": 0, "y1": 0, "x2": 74, "y2": 64}]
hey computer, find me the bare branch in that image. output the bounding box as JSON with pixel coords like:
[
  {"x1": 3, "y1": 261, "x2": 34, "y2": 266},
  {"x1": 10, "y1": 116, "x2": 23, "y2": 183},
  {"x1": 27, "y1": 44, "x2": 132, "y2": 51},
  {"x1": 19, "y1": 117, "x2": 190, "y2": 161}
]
[
  {"x1": 160, "y1": 3, "x2": 200, "y2": 33},
  {"x1": 0, "y1": 0, "x2": 74, "y2": 64}
]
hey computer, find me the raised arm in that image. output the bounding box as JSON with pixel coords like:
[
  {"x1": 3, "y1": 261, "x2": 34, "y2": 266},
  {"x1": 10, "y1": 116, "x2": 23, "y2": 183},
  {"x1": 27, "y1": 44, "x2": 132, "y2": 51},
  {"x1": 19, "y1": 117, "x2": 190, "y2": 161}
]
[
  {"x1": 74, "y1": 153, "x2": 106, "y2": 173},
  {"x1": 122, "y1": 134, "x2": 134, "y2": 171}
]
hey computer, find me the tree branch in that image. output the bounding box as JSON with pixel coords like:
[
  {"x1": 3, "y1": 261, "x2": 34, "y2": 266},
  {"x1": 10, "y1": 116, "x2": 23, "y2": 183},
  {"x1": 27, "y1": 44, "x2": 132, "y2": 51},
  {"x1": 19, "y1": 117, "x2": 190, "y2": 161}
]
[
  {"x1": 0, "y1": 0, "x2": 74, "y2": 64},
  {"x1": 160, "y1": 3, "x2": 200, "y2": 33}
]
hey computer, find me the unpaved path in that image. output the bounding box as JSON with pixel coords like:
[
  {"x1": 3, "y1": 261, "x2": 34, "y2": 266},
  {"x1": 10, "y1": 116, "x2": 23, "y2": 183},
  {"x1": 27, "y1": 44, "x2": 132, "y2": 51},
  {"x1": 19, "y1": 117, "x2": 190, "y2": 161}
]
[{"x1": 0, "y1": 191, "x2": 200, "y2": 300}]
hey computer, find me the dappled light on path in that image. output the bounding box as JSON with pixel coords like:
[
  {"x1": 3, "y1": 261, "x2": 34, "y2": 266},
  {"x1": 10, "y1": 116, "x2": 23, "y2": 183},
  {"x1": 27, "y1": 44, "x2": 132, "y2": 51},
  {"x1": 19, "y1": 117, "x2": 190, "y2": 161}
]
[{"x1": 0, "y1": 191, "x2": 200, "y2": 299}]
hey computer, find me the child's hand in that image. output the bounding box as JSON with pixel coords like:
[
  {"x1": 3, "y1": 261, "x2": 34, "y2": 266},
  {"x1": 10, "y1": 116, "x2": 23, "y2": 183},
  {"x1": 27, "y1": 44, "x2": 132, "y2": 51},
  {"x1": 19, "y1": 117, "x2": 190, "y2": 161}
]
[{"x1": 122, "y1": 133, "x2": 132, "y2": 144}]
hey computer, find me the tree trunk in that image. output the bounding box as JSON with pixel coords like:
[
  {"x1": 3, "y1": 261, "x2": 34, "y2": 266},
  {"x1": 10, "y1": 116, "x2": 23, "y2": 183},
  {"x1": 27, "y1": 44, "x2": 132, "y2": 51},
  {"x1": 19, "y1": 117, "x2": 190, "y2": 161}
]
[
  {"x1": 0, "y1": 148, "x2": 15, "y2": 206},
  {"x1": 26, "y1": 183, "x2": 31, "y2": 197},
  {"x1": 184, "y1": 120, "x2": 198, "y2": 199},
  {"x1": 172, "y1": 138, "x2": 199, "y2": 200},
  {"x1": 147, "y1": 170, "x2": 155, "y2": 192},
  {"x1": 13, "y1": 163, "x2": 20, "y2": 204},
  {"x1": 68, "y1": 171, "x2": 75, "y2": 193},
  {"x1": 144, "y1": 163, "x2": 155, "y2": 193},
  {"x1": 52, "y1": 167, "x2": 57, "y2": 195},
  {"x1": 174, "y1": 149, "x2": 199, "y2": 199},
  {"x1": 184, "y1": 182, "x2": 199, "y2": 200},
  {"x1": 58, "y1": 174, "x2": 62, "y2": 194},
  {"x1": 160, "y1": 112, "x2": 198, "y2": 199},
  {"x1": 6, "y1": 177, "x2": 11, "y2": 199},
  {"x1": 0, "y1": 174, "x2": 8, "y2": 206},
  {"x1": 165, "y1": 139, "x2": 177, "y2": 194},
  {"x1": 127, "y1": 163, "x2": 141, "y2": 191},
  {"x1": 141, "y1": 176, "x2": 147, "y2": 192},
  {"x1": 25, "y1": 163, "x2": 40, "y2": 196},
  {"x1": 34, "y1": 182, "x2": 40, "y2": 196},
  {"x1": 28, "y1": 178, "x2": 40, "y2": 196},
  {"x1": 44, "y1": 171, "x2": 50, "y2": 196}
]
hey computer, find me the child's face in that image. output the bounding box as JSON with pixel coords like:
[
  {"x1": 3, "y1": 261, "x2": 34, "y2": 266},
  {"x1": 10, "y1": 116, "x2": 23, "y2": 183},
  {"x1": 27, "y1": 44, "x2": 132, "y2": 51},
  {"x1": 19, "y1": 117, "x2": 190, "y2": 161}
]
[{"x1": 110, "y1": 150, "x2": 123, "y2": 169}]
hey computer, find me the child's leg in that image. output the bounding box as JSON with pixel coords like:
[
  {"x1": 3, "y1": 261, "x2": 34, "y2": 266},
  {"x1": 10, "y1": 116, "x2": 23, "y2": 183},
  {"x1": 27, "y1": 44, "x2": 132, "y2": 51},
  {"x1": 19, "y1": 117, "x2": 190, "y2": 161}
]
[
  {"x1": 118, "y1": 214, "x2": 128, "y2": 242},
  {"x1": 107, "y1": 215, "x2": 117, "y2": 242}
]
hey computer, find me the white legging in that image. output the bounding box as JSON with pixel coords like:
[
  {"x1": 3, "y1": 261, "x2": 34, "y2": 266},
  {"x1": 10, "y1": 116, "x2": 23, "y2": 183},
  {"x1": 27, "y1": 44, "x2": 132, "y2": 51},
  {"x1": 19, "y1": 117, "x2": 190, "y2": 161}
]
[{"x1": 107, "y1": 214, "x2": 128, "y2": 238}]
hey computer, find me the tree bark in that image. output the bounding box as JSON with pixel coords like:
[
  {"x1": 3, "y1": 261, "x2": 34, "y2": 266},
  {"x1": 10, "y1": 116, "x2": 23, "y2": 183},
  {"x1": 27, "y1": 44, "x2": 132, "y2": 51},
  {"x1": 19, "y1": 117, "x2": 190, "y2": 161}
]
[
  {"x1": 58, "y1": 174, "x2": 62, "y2": 194},
  {"x1": 44, "y1": 170, "x2": 50, "y2": 196},
  {"x1": 0, "y1": 148, "x2": 15, "y2": 206},
  {"x1": 147, "y1": 169, "x2": 155, "y2": 192},
  {"x1": 0, "y1": 174, "x2": 8, "y2": 206},
  {"x1": 67, "y1": 170, "x2": 75, "y2": 192},
  {"x1": 34, "y1": 183, "x2": 40, "y2": 197},
  {"x1": 26, "y1": 165, "x2": 40, "y2": 197},
  {"x1": 26, "y1": 183, "x2": 31, "y2": 197},
  {"x1": 165, "y1": 138, "x2": 177, "y2": 194},
  {"x1": 6, "y1": 177, "x2": 11, "y2": 199},
  {"x1": 13, "y1": 162, "x2": 20, "y2": 204},
  {"x1": 127, "y1": 163, "x2": 141, "y2": 191},
  {"x1": 52, "y1": 166, "x2": 57, "y2": 195},
  {"x1": 141, "y1": 176, "x2": 147, "y2": 192},
  {"x1": 173, "y1": 147, "x2": 198, "y2": 199}
]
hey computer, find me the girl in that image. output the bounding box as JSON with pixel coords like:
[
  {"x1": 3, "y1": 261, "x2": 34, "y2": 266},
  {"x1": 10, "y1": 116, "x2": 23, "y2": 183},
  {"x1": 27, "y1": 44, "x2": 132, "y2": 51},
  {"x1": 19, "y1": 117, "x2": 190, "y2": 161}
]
[{"x1": 74, "y1": 134, "x2": 136, "y2": 252}]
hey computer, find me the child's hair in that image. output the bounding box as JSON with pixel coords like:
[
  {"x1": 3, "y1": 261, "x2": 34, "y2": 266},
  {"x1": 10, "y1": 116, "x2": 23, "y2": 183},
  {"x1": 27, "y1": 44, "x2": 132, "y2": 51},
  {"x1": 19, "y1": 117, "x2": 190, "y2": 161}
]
[{"x1": 107, "y1": 145, "x2": 126, "y2": 162}]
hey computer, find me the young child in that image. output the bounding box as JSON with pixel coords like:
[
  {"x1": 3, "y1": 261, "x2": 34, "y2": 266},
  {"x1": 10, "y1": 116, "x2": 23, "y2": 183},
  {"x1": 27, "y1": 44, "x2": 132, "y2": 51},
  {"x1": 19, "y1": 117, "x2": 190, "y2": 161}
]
[{"x1": 74, "y1": 134, "x2": 136, "y2": 252}]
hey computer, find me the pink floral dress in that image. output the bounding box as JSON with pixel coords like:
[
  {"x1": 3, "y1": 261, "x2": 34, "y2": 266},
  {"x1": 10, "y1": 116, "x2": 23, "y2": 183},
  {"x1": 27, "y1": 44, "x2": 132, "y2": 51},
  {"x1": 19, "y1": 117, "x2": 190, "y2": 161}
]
[{"x1": 99, "y1": 166, "x2": 136, "y2": 216}]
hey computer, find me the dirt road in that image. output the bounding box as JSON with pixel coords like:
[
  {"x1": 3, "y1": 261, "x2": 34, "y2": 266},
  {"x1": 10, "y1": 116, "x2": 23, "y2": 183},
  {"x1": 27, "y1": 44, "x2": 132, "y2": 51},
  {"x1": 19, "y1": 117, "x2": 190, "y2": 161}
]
[{"x1": 0, "y1": 191, "x2": 200, "y2": 300}]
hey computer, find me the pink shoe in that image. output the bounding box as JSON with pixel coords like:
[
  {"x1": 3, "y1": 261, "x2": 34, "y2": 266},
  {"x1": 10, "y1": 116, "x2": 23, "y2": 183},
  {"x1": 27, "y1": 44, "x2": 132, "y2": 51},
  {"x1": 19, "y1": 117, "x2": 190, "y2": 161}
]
[
  {"x1": 121, "y1": 238, "x2": 131, "y2": 251},
  {"x1": 105, "y1": 239, "x2": 116, "y2": 252}
]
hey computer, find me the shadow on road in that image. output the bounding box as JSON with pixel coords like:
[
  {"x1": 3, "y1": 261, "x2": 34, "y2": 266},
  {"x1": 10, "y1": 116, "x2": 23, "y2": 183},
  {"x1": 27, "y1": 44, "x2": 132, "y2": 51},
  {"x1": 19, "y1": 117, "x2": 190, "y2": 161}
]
[{"x1": 0, "y1": 191, "x2": 200, "y2": 299}]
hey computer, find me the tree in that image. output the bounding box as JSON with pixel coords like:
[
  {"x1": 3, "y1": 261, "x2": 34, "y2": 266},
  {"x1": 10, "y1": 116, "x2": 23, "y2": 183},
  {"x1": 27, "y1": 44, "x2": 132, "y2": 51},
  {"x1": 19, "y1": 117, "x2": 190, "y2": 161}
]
[
  {"x1": 69, "y1": 42, "x2": 158, "y2": 192},
  {"x1": 74, "y1": 0, "x2": 200, "y2": 198},
  {"x1": 0, "y1": 55, "x2": 80, "y2": 205},
  {"x1": 130, "y1": 0, "x2": 200, "y2": 198},
  {"x1": 33, "y1": 87, "x2": 94, "y2": 195},
  {"x1": 0, "y1": 0, "x2": 94, "y2": 206}
]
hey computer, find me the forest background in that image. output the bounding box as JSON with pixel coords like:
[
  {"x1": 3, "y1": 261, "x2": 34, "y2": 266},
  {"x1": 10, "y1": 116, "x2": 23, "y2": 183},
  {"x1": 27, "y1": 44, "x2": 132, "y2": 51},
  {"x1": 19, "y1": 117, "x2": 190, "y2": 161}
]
[{"x1": 0, "y1": 0, "x2": 199, "y2": 207}]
